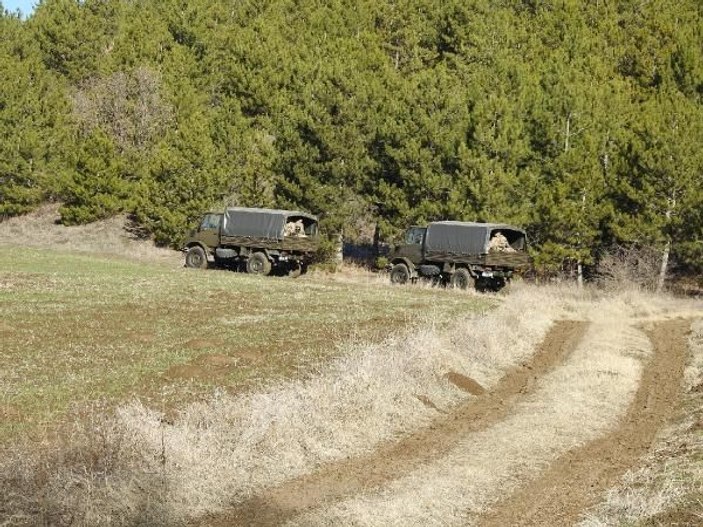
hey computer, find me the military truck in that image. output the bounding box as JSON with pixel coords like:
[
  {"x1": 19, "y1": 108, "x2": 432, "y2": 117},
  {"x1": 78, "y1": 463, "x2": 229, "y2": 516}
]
[
  {"x1": 182, "y1": 207, "x2": 319, "y2": 277},
  {"x1": 387, "y1": 221, "x2": 529, "y2": 291}
]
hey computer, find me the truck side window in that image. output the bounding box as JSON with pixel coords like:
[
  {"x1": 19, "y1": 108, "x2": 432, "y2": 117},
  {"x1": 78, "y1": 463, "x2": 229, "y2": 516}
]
[
  {"x1": 200, "y1": 214, "x2": 220, "y2": 230},
  {"x1": 405, "y1": 228, "x2": 425, "y2": 245}
]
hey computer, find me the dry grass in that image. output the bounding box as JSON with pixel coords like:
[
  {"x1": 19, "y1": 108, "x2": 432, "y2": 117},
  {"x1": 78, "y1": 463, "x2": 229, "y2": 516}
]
[
  {"x1": 577, "y1": 319, "x2": 703, "y2": 527},
  {"x1": 289, "y1": 292, "x2": 675, "y2": 526},
  {"x1": 0, "y1": 203, "x2": 181, "y2": 265},
  {"x1": 0, "y1": 280, "x2": 556, "y2": 525},
  {"x1": 0, "y1": 246, "x2": 487, "y2": 443},
  {"x1": 0, "y1": 241, "x2": 490, "y2": 525},
  {"x1": 8, "y1": 282, "x2": 680, "y2": 526}
]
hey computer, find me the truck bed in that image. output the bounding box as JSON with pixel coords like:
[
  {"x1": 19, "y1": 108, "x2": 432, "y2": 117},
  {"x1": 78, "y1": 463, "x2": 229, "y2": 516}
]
[
  {"x1": 220, "y1": 235, "x2": 319, "y2": 253},
  {"x1": 424, "y1": 250, "x2": 531, "y2": 269}
]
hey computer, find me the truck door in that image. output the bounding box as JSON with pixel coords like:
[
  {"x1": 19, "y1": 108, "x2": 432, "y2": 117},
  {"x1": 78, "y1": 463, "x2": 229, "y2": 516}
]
[
  {"x1": 198, "y1": 214, "x2": 222, "y2": 249},
  {"x1": 395, "y1": 227, "x2": 426, "y2": 264}
]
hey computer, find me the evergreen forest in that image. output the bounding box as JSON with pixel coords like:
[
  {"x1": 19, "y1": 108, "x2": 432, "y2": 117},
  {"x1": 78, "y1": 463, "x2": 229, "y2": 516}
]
[{"x1": 1, "y1": 0, "x2": 702, "y2": 279}]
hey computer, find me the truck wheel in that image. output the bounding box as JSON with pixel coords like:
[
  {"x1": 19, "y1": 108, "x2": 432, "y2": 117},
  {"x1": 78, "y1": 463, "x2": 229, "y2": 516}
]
[
  {"x1": 287, "y1": 261, "x2": 302, "y2": 278},
  {"x1": 477, "y1": 277, "x2": 506, "y2": 292},
  {"x1": 246, "y1": 252, "x2": 272, "y2": 276},
  {"x1": 390, "y1": 263, "x2": 410, "y2": 285},
  {"x1": 450, "y1": 268, "x2": 475, "y2": 290},
  {"x1": 185, "y1": 246, "x2": 208, "y2": 269},
  {"x1": 491, "y1": 277, "x2": 507, "y2": 292}
]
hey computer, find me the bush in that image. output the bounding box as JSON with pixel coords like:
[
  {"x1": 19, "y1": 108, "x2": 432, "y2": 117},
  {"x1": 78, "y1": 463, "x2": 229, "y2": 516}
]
[
  {"x1": 312, "y1": 234, "x2": 341, "y2": 265},
  {"x1": 596, "y1": 245, "x2": 661, "y2": 291},
  {"x1": 375, "y1": 256, "x2": 389, "y2": 270}
]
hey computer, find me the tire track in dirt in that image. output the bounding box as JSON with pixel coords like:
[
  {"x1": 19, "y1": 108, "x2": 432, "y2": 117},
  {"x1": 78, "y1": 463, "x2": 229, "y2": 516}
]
[
  {"x1": 477, "y1": 318, "x2": 691, "y2": 527},
  {"x1": 197, "y1": 320, "x2": 589, "y2": 527}
]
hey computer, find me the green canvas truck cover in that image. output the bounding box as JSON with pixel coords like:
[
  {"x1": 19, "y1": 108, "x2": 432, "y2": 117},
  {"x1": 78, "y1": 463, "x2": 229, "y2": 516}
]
[
  {"x1": 222, "y1": 207, "x2": 317, "y2": 240},
  {"x1": 425, "y1": 221, "x2": 526, "y2": 256}
]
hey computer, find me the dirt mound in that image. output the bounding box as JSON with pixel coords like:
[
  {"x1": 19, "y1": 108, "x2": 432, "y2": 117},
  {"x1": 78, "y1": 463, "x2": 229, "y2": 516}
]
[
  {"x1": 165, "y1": 352, "x2": 237, "y2": 382},
  {"x1": 195, "y1": 353, "x2": 235, "y2": 367},
  {"x1": 444, "y1": 371, "x2": 485, "y2": 395},
  {"x1": 0, "y1": 203, "x2": 181, "y2": 265},
  {"x1": 0, "y1": 404, "x2": 22, "y2": 422},
  {"x1": 165, "y1": 364, "x2": 211, "y2": 381},
  {"x1": 415, "y1": 395, "x2": 444, "y2": 412}
]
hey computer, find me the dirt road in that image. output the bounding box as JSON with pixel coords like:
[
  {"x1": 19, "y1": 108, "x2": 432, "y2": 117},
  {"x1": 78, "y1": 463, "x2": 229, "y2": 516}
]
[
  {"x1": 195, "y1": 318, "x2": 692, "y2": 527},
  {"x1": 478, "y1": 318, "x2": 690, "y2": 526}
]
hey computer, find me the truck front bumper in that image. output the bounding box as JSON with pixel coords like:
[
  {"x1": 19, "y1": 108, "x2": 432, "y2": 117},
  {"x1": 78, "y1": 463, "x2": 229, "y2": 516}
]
[{"x1": 481, "y1": 269, "x2": 513, "y2": 279}]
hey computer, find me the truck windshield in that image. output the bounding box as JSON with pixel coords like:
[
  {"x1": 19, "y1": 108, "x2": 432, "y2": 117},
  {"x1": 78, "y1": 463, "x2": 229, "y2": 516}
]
[{"x1": 405, "y1": 227, "x2": 426, "y2": 245}]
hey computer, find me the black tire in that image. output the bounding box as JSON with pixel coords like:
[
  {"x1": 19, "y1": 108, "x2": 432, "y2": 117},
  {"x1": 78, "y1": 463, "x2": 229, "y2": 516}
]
[
  {"x1": 490, "y1": 277, "x2": 507, "y2": 292},
  {"x1": 185, "y1": 246, "x2": 208, "y2": 269},
  {"x1": 246, "y1": 252, "x2": 272, "y2": 276},
  {"x1": 287, "y1": 261, "x2": 302, "y2": 278},
  {"x1": 477, "y1": 277, "x2": 506, "y2": 293},
  {"x1": 390, "y1": 263, "x2": 410, "y2": 285},
  {"x1": 450, "y1": 268, "x2": 475, "y2": 290}
]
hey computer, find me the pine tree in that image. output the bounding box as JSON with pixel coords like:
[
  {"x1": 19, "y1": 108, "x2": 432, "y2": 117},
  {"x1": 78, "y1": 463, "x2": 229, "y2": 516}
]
[
  {"x1": 3, "y1": 0, "x2": 701, "y2": 267},
  {"x1": 0, "y1": 8, "x2": 70, "y2": 217},
  {"x1": 612, "y1": 88, "x2": 703, "y2": 290},
  {"x1": 608, "y1": 0, "x2": 703, "y2": 288},
  {"x1": 30, "y1": 0, "x2": 120, "y2": 81}
]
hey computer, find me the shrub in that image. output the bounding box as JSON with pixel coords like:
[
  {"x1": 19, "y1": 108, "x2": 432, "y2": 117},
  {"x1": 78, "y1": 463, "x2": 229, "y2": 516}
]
[
  {"x1": 596, "y1": 245, "x2": 661, "y2": 291},
  {"x1": 375, "y1": 256, "x2": 389, "y2": 270}
]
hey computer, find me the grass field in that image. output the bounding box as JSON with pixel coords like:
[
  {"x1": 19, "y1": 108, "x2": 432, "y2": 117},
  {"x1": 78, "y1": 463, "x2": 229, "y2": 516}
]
[
  {"x1": 1, "y1": 218, "x2": 700, "y2": 526},
  {"x1": 0, "y1": 246, "x2": 492, "y2": 442},
  {"x1": 0, "y1": 244, "x2": 555, "y2": 526}
]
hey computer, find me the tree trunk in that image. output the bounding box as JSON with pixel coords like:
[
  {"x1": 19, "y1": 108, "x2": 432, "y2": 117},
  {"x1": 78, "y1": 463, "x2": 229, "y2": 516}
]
[
  {"x1": 657, "y1": 240, "x2": 670, "y2": 293},
  {"x1": 335, "y1": 232, "x2": 344, "y2": 270},
  {"x1": 577, "y1": 260, "x2": 583, "y2": 288},
  {"x1": 657, "y1": 195, "x2": 676, "y2": 293},
  {"x1": 372, "y1": 223, "x2": 380, "y2": 257}
]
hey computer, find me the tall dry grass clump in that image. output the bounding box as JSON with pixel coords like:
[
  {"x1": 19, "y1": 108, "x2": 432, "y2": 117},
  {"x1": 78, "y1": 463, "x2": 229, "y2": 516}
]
[
  {"x1": 0, "y1": 405, "x2": 159, "y2": 526},
  {"x1": 0, "y1": 285, "x2": 690, "y2": 525}
]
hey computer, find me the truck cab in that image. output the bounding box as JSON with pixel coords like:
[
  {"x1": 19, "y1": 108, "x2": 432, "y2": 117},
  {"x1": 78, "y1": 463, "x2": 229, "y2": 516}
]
[
  {"x1": 392, "y1": 226, "x2": 427, "y2": 265},
  {"x1": 192, "y1": 212, "x2": 222, "y2": 249}
]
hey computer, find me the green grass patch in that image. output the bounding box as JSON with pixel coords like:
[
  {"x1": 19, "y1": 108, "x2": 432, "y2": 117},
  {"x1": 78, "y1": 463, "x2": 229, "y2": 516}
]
[{"x1": 0, "y1": 247, "x2": 492, "y2": 442}]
